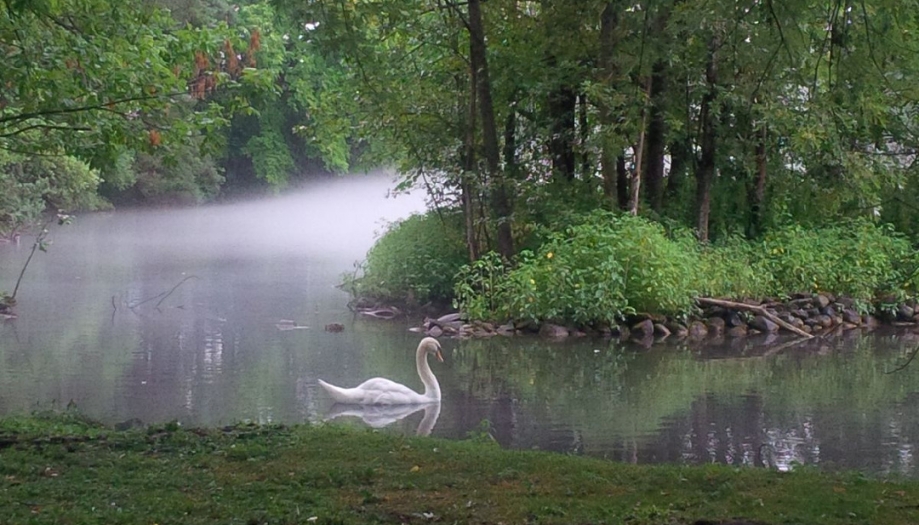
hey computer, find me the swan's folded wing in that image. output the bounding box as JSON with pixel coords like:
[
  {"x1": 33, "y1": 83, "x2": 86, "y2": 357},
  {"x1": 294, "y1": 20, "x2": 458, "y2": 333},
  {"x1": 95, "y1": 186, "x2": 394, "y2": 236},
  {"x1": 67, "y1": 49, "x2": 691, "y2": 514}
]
[{"x1": 319, "y1": 377, "x2": 427, "y2": 405}]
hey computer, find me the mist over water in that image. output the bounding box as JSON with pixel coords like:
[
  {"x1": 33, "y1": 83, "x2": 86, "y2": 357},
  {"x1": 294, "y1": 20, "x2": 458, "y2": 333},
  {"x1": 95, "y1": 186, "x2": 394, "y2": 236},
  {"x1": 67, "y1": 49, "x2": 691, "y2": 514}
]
[
  {"x1": 0, "y1": 172, "x2": 427, "y2": 425},
  {"x1": 4, "y1": 173, "x2": 919, "y2": 478}
]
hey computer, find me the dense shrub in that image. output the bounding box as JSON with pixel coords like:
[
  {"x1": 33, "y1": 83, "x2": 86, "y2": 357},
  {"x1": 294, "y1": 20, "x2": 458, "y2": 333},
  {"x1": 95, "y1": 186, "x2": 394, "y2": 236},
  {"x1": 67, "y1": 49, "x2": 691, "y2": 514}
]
[
  {"x1": 697, "y1": 236, "x2": 775, "y2": 300},
  {"x1": 455, "y1": 212, "x2": 701, "y2": 324},
  {"x1": 356, "y1": 204, "x2": 919, "y2": 323},
  {"x1": 346, "y1": 210, "x2": 468, "y2": 306},
  {"x1": 760, "y1": 221, "x2": 919, "y2": 304}
]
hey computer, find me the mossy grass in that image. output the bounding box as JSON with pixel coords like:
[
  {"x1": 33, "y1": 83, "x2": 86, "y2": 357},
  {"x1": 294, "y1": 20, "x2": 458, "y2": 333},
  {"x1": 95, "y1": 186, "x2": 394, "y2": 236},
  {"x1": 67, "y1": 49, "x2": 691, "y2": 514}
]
[{"x1": 2, "y1": 412, "x2": 919, "y2": 524}]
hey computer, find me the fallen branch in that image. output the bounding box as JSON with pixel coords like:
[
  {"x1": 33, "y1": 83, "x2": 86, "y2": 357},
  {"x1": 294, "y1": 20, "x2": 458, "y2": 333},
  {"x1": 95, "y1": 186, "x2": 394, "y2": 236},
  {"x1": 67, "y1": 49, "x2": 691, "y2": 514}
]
[
  {"x1": 696, "y1": 297, "x2": 814, "y2": 339},
  {"x1": 129, "y1": 275, "x2": 198, "y2": 311},
  {"x1": 10, "y1": 215, "x2": 70, "y2": 301}
]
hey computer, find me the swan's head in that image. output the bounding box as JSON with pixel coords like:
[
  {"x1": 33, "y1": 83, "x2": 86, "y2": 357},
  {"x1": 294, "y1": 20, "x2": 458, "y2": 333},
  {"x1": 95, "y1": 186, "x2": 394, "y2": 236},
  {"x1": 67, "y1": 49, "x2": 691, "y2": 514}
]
[{"x1": 420, "y1": 337, "x2": 444, "y2": 362}]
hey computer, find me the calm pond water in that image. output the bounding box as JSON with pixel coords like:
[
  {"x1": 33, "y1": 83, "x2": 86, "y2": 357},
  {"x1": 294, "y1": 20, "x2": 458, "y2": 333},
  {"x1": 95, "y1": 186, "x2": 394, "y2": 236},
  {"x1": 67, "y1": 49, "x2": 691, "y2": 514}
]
[{"x1": 3, "y1": 174, "x2": 919, "y2": 478}]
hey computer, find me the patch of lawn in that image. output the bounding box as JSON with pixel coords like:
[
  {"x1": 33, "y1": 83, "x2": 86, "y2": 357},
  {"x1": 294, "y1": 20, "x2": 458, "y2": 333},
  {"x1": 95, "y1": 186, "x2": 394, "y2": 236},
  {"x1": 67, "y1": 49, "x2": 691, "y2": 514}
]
[{"x1": 1, "y1": 412, "x2": 918, "y2": 524}]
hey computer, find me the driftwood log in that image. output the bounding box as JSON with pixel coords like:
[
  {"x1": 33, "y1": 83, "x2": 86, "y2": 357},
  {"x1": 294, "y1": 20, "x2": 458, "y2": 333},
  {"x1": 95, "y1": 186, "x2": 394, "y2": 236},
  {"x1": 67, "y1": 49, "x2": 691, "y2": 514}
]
[{"x1": 696, "y1": 297, "x2": 814, "y2": 339}]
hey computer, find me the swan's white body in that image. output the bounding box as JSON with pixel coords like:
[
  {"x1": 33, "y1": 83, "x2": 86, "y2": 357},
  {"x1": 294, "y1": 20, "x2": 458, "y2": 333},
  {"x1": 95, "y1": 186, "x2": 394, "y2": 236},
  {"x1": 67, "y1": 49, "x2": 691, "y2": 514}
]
[{"x1": 318, "y1": 337, "x2": 443, "y2": 405}]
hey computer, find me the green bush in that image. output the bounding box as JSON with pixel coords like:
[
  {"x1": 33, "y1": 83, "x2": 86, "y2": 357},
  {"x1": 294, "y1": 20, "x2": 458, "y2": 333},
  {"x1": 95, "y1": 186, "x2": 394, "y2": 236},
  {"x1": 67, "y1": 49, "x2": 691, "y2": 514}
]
[
  {"x1": 346, "y1": 210, "x2": 468, "y2": 305},
  {"x1": 453, "y1": 251, "x2": 516, "y2": 321},
  {"x1": 760, "y1": 220, "x2": 919, "y2": 303},
  {"x1": 697, "y1": 236, "x2": 775, "y2": 300},
  {"x1": 0, "y1": 151, "x2": 107, "y2": 237},
  {"x1": 133, "y1": 145, "x2": 224, "y2": 204},
  {"x1": 455, "y1": 212, "x2": 701, "y2": 324}
]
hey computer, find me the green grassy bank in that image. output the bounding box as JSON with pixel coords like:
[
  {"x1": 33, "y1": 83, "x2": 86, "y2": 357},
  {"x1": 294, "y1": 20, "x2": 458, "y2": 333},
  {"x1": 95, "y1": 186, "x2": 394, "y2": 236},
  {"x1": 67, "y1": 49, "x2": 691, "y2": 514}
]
[{"x1": 2, "y1": 413, "x2": 919, "y2": 524}]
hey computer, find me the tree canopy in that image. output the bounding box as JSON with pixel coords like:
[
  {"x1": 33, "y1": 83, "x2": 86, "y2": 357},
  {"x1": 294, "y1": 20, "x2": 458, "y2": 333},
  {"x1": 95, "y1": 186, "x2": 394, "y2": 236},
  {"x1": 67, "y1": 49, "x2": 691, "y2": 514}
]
[{"x1": 4, "y1": 0, "x2": 919, "y2": 248}]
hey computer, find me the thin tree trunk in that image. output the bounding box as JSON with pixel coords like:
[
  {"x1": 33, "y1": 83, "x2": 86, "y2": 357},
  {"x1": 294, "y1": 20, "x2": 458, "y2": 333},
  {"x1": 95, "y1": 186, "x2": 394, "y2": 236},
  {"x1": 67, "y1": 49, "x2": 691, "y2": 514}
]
[
  {"x1": 548, "y1": 85, "x2": 577, "y2": 181},
  {"x1": 578, "y1": 92, "x2": 590, "y2": 178},
  {"x1": 503, "y1": 106, "x2": 517, "y2": 179},
  {"x1": 616, "y1": 155, "x2": 629, "y2": 210},
  {"x1": 666, "y1": 137, "x2": 689, "y2": 201},
  {"x1": 748, "y1": 124, "x2": 768, "y2": 238},
  {"x1": 462, "y1": 70, "x2": 479, "y2": 262},
  {"x1": 695, "y1": 35, "x2": 720, "y2": 242},
  {"x1": 629, "y1": 78, "x2": 652, "y2": 215},
  {"x1": 644, "y1": 60, "x2": 667, "y2": 213},
  {"x1": 468, "y1": 0, "x2": 513, "y2": 259},
  {"x1": 598, "y1": 2, "x2": 621, "y2": 206}
]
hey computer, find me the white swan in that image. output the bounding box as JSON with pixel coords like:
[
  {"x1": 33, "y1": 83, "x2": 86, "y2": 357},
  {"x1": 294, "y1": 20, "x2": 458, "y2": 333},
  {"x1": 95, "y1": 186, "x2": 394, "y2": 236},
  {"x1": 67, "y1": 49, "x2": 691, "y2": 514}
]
[{"x1": 318, "y1": 337, "x2": 443, "y2": 405}]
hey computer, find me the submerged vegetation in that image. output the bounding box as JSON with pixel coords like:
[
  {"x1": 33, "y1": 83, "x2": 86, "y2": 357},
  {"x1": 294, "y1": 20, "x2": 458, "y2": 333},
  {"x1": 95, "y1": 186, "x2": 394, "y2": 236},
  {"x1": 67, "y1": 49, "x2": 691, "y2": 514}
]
[{"x1": 2, "y1": 412, "x2": 919, "y2": 525}]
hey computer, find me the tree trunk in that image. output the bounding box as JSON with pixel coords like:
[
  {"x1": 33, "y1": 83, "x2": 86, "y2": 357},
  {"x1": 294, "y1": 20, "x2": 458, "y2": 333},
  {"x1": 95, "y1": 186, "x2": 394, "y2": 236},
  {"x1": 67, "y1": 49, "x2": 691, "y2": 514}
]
[
  {"x1": 644, "y1": 60, "x2": 667, "y2": 213},
  {"x1": 548, "y1": 85, "x2": 577, "y2": 181},
  {"x1": 503, "y1": 106, "x2": 517, "y2": 179},
  {"x1": 666, "y1": 137, "x2": 689, "y2": 201},
  {"x1": 598, "y1": 2, "x2": 621, "y2": 206},
  {"x1": 748, "y1": 125, "x2": 768, "y2": 238},
  {"x1": 462, "y1": 70, "x2": 479, "y2": 262},
  {"x1": 578, "y1": 92, "x2": 590, "y2": 178},
  {"x1": 695, "y1": 35, "x2": 720, "y2": 242},
  {"x1": 468, "y1": 0, "x2": 514, "y2": 259},
  {"x1": 628, "y1": 78, "x2": 652, "y2": 215},
  {"x1": 616, "y1": 155, "x2": 629, "y2": 210}
]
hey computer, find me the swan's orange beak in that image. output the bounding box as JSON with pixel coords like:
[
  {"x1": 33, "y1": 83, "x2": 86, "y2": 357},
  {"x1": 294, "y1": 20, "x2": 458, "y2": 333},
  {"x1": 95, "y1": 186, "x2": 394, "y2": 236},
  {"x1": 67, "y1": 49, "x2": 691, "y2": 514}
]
[{"x1": 435, "y1": 348, "x2": 444, "y2": 362}]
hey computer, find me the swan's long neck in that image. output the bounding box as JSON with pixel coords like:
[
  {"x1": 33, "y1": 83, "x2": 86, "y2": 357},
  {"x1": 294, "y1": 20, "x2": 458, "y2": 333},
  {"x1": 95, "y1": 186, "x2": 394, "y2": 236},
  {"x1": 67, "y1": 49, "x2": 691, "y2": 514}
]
[{"x1": 416, "y1": 345, "x2": 441, "y2": 401}]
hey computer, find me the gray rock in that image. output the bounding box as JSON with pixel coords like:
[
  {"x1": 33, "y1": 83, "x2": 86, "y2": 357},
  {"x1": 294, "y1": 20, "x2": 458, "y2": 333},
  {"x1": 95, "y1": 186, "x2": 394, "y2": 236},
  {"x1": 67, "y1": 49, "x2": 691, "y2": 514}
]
[
  {"x1": 836, "y1": 296, "x2": 855, "y2": 307},
  {"x1": 749, "y1": 315, "x2": 779, "y2": 332},
  {"x1": 689, "y1": 321, "x2": 708, "y2": 338},
  {"x1": 653, "y1": 323, "x2": 671, "y2": 337},
  {"x1": 475, "y1": 321, "x2": 496, "y2": 332},
  {"x1": 539, "y1": 323, "x2": 569, "y2": 338},
  {"x1": 515, "y1": 319, "x2": 541, "y2": 333},
  {"x1": 822, "y1": 305, "x2": 837, "y2": 318},
  {"x1": 725, "y1": 311, "x2": 745, "y2": 327},
  {"x1": 666, "y1": 323, "x2": 689, "y2": 337},
  {"x1": 631, "y1": 319, "x2": 655, "y2": 337},
  {"x1": 706, "y1": 317, "x2": 726, "y2": 333},
  {"x1": 426, "y1": 325, "x2": 444, "y2": 338},
  {"x1": 898, "y1": 304, "x2": 916, "y2": 321},
  {"x1": 815, "y1": 294, "x2": 831, "y2": 309},
  {"x1": 816, "y1": 314, "x2": 834, "y2": 328},
  {"x1": 496, "y1": 323, "x2": 516, "y2": 336},
  {"x1": 726, "y1": 325, "x2": 748, "y2": 337},
  {"x1": 842, "y1": 309, "x2": 862, "y2": 325}
]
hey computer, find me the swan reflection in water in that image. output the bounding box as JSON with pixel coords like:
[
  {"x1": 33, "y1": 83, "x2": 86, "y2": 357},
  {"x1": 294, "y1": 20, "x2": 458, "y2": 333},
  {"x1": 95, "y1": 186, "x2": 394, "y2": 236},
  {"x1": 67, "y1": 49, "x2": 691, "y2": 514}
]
[{"x1": 324, "y1": 401, "x2": 441, "y2": 436}]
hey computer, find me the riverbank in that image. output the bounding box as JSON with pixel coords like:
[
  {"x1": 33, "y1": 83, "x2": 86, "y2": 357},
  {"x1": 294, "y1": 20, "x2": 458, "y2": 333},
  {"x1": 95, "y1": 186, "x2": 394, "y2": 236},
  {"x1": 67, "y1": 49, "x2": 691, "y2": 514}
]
[
  {"x1": 411, "y1": 292, "x2": 919, "y2": 342},
  {"x1": 2, "y1": 413, "x2": 918, "y2": 524}
]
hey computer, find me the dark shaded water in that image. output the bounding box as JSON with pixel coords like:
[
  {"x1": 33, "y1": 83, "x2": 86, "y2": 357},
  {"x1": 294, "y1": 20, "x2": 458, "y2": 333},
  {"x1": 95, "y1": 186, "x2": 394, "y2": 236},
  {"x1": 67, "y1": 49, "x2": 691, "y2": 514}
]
[{"x1": 3, "y1": 175, "x2": 919, "y2": 477}]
